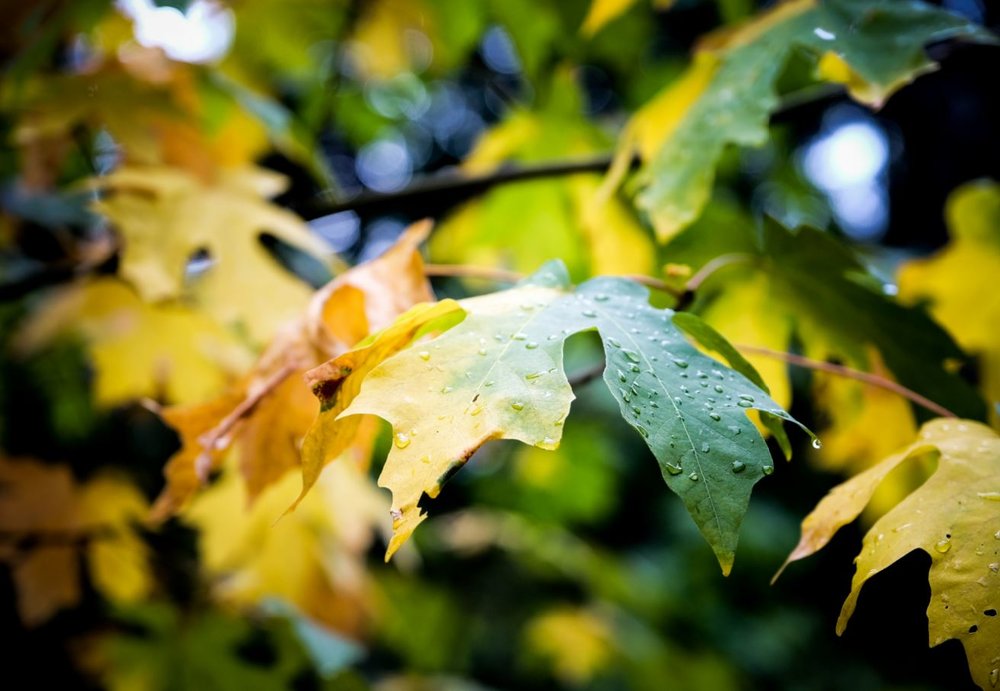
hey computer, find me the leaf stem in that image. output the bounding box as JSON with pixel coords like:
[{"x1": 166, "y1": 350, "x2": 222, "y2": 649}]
[
  {"x1": 735, "y1": 344, "x2": 958, "y2": 419},
  {"x1": 193, "y1": 360, "x2": 300, "y2": 481}
]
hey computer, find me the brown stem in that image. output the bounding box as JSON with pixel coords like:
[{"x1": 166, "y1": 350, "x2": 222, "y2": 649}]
[
  {"x1": 568, "y1": 361, "x2": 606, "y2": 389},
  {"x1": 424, "y1": 263, "x2": 524, "y2": 284},
  {"x1": 735, "y1": 344, "x2": 958, "y2": 419},
  {"x1": 193, "y1": 361, "x2": 299, "y2": 481}
]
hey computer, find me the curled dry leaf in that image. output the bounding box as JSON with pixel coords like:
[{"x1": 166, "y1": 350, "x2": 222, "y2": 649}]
[{"x1": 150, "y1": 221, "x2": 435, "y2": 520}]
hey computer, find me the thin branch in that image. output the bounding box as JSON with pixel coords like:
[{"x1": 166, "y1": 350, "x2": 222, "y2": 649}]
[
  {"x1": 301, "y1": 155, "x2": 626, "y2": 219},
  {"x1": 686, "y1": 253, "x2": 755, "y2": 293},
  {"x1": 302, "y1": 83, "x2": 846, "y2": 219},
  {"x1": 673, "y1": 253, "x2": 755, "y2": 311},
  {"x1": 1, "y1": 80, "x2": 847, "y2": 298},
  {"x1": 424, "y1": 263, "x2": 524, "y2": 284},
  {"x1": 735, "y1": 344, "x2": 958, "y2": 419},
  {"x1": 424, "y1": 263, "x2": 685, "y2": 299},
  {"x1": 568, "y1": 361, "x2": 606, "y2": 389}
]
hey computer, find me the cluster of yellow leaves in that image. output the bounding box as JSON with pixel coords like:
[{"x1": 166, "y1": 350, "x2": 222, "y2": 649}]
[
  {"x1": 14, "y1": 44, "x2": 269, "y2": 180},
  {"x1": 778, "y1": 419, "x2": 1000, "y2": 690},
  {"x1": 899, "y1": 181, "x2": 1000, "y2": 427},
  {"x1": 12, "y1": 31, "x2": 329, "y2": 342},
  {"x1": 14, "y1": 278, "x2": 253, "y2": 407},
  {"x1": 0, "y1": 457, "x2": 151, "y2": 626}
]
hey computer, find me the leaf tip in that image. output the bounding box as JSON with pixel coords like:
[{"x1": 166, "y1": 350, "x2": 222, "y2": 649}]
[{"x1": 384, "y1": 506, "x2": 426, "y2": 561}]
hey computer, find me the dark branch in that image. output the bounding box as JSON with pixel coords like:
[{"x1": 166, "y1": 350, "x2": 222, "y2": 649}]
[{"x1": 298, "y1": 155, "x2": 630, "y2": 220}]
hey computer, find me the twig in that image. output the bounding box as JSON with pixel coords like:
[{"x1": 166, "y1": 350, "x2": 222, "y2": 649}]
[
  {"x1": 193, "y1": 360, "x2": 299, "y2": 481},
  {"x1": 1, "y1": 81, "x2": 847, "y2": 298},
  {"x1": 424, "y1": 263, "x2": 685, "y2": 299},
  {"x1": 302, "y1": 83, "x2": 846, "y2": 219},
  {"x1": 673, "y1": 253, "x2": 755, "y2": 311},
  {"x1": 424, "y1": 263, "x2": 524, "y2": 284},
  {"x1": 686, "y1": 253, "x2": 754, "y2": 293},
  {"x1": 0, "y1": 526, "x2": 116, "y2": 550},
  {"x1": 735, "y1": 344, "x2": 958, "y2": 419},
  {"x1": 300, "y1": 155, "x2": 628, "y2": 219},
  {"x1": 568, "y1": 361, "x2": 606, "y2": 389}
]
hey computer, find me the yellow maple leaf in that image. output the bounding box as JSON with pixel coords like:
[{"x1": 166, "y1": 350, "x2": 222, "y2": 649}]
[
  {"x1": 778, "y1": 419, "x2": 1000, "y2": 690},
  {"x1": 0, "y1": 458, "x2": 152, "y2": 626},
  {"x1": 93, "y1": 164, "x2": 331, "y2": 343},
  {"x1": 335, "y1": 281, "x2": 575, "y2": 559},
  {"x1": 898, "y1": 181, "x2": 1000, "y2": 427},
  {"x1": 15, "y1": 277, "x2": 252, "y2": 407}
]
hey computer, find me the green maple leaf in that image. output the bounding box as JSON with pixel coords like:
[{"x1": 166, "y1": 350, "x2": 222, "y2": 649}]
[
  {"x1": 616, "y1": 0, "x2": 994, "y2": 240},
  {"x1": 303, "y1": 261, "x2": 812, "y2": 573}
]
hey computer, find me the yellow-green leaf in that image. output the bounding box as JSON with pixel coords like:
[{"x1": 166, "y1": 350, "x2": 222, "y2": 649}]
[
  {"x1": 310, "y1": 261, "x2": 808, "y2": 572},
  {"x1": 777, "y1": 419, "x2": 1000, "y2": 690},
  {"x1": 898, "y1": 180, "x2": 1000, "y2": 427}
]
